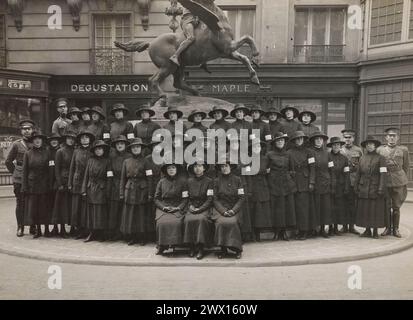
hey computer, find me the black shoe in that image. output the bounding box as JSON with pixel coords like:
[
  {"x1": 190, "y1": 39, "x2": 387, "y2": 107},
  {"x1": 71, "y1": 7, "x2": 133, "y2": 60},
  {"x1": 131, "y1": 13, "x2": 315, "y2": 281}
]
[
  {"x1": 196, "y1": 250, "x2": 204, "y2": 260},
  {"x1": 29, "y1": 225, "x2": 36, "y2": 235},
  {"x1": 235, "y1": 251, "x2": 242, "y2": 259},
  {"x1": 320, "y1": 231, "x2": 329, "y2": 238},
  {"x1": 44, "y1": 228, "x2": 52, "y2": 238},
  {"x1": 69, "y1": 227, "x2": 76, "y2": 237},
  {"x1": 393, "y1": 228, "x2": 402, "y2": 238},
  {"x1": 328, "y1": 227, "x2": 334, "y2": 237},
  {"x1": 340, "y1": 225, "x2": 349, "y2": 233},
  {"x1": 334, "y1": 226, "x2": 341, "y2": 236},
  {"x1": 255, "y1": 232, "x2": 261, "y2": 242},
  {"x1": 33, "y1": 226, "x2": 42, "y2": 239},
  {"x1": 373, "y1": 228, "x2": 379, "y2": 239},
  {"x1": 188, "y1": 249, "x2": 196, "y2": 258},
  {"x1": 280, "y1": 230, "x2": 289, "y2": 241},
  {"x1": 84, "y1": 232, "x2": 94, "y2": 243},
  {"x1": 16, "y1": 226, "x2": 24, "y2": 237},
  {"x1": 360, "y1": 229, "x2": 372, "y2": 238},
  {"x1": 349, "y1": 226, "x2": 360, "y2": 235},
  {"x1": 381, "y1": 227, "x2": 392, "y2": 236},
  {"x1": 156, "y1": 246, "x2": 165, "y2": 255},
  {"x1": 51, "y1": 226, "x2": 59, "y2": 237},
  {"x1": 296, "y1": 232, "x2": 307, "y2": 241},
  {"x1": 127, "y1": 239, "x2": 137, "y2": 246}
]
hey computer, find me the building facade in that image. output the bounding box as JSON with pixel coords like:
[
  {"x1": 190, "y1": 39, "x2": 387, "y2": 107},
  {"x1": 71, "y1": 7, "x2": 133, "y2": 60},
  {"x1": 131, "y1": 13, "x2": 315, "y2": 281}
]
[{"x1": 0, "y1": 0, "x2": 412, "y2": 183}]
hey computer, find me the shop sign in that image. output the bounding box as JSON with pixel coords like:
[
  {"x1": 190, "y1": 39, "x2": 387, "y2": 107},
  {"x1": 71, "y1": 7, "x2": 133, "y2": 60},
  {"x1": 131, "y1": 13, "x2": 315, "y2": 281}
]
[
  {"x1": 8, "y1": 80, "x2": 32, "y2": 90},
  {"x1": 70, "y1": 83, "x2": 150, "y2": 93}
]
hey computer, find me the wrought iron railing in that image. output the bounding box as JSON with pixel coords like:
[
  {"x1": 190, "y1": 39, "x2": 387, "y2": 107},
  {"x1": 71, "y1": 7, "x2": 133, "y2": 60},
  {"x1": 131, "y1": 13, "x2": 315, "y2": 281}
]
[
  {"x1": 0, "y1": 48, "x2": 6, "y2": 68},
  {"x1": 90, "y1": 48, "x2": 132, "y2": 75},
  {"x1": 293, "y1": 45, "x2": 345, "y2": 63}
]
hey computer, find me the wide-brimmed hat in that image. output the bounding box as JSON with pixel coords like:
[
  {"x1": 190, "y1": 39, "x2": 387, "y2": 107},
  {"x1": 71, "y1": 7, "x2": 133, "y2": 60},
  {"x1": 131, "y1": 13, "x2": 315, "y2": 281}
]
[
  {"x1": 327, "y1": 136, "x2": 345, "y2": 148},
  {"x1": 67, "y1": 107, "x2": 82, "y2": 117},
  {"x1": 135, "y1": 104, "x2": 155, "y2": 119},
  {"x1": 250, "y1": 104, "x2": 265, "y2": 115},
  {"x1": 90, "y1": 106, "x2": 106, "y2": 119},
  {"x1": 230, "y1": 103, "x2": 250, "y2": 118},
  {"x1": 91, "y1": 140, "x2": 110, "y2": 153},
  {"x1": 19, "y1": 118, "x2": 36, "y2": 128},
  {"x1": 55, "y1": 98, "x2": 69, "y2": 108},
  {"x1": 127, "y1": 137, "x2": 144, "y2": 149},
  {"x1": 341, "y1": 128, "x2": 357, "y2": 136},
  {"x1": 289, "y1": 130, "x2": 308, "y2": 141},
  {"x1": 80, "y1": 107, "x2": 91, "y2": 115},
  {"x1": 298, "y1": 111, "x2": 316, "y2": 123},
  {"x1": 47, "y1": 133, "x2": 62, "y2": 144},
  {"x1": 110, "y1": 103, "x2": 129, "y2": 116},
  {"x1": 61, "y1": 131, "x2": 77, "y2": 140},
  {"x1": 264, "y1": 107, "x2": 282, "y2": 119},
  {"x1": 208, "y1": 106, "x2": 229, "y2": 118},
  {"x1": 111, "y1": 135, "x2": 130, "y2": 147},
  {"x1": 28, "y1": 130, "x2": 47, "y2": 142},
  {"x1": 160, "y1": 162, "x2": 183, "y2": 176},
  {"x1": 187, "y1": 158, "x2": 209, "y2": 175},
  {"x1": 361, "y1": 135, "x2": 381, "y2": 148},
  {"x1": 272, "y1": 132, "x2": 289, "y2": 143},
  {"x1": 188, "y1": 109, "x2": 207, "y2": 122},
  {"x1": 76, "y1": 130, "x2": 95, "y2": 144},
  {"x1": 309, "y1": 131, "x2": 329, "y2": 142},
  {"x1": 280, "y1": 105, "x2": 300, "y2": 119},
  {"x1": 163, "y1": 106, "x2": 183, "y2": 119}
]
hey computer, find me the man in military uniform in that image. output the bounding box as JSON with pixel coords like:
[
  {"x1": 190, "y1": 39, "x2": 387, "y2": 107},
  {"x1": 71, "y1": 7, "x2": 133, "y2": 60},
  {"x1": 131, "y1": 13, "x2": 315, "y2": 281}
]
[
  {"x1": 51, "y1": 98, "x2": 71, "y2": 136},
  {"x1": 377, "y1": 127, "x2": 410, "y2": 238},
  {"x1": 5, "y1": 119, "x2": 35, "y2": 237},
  {"x1": 340, "y1": 129, "x2": 363, "y2": 234}
]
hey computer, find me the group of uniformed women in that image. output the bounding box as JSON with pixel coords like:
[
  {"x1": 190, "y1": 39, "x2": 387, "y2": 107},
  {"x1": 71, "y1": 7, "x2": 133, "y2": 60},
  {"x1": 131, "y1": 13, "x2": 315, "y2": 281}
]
[{"x1": 18, "y1": 103, "x2": 390, "y2": 260}]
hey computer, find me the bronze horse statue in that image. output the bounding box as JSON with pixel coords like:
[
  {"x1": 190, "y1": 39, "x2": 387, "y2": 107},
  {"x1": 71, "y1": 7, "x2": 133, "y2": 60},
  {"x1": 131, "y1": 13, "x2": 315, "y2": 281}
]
[{"x1": 114, "y1": 0, "x2": 260, "y2": 106}]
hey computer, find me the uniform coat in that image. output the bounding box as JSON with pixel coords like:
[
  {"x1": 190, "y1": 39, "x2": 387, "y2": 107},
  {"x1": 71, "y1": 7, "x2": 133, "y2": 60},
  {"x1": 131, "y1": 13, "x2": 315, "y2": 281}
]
[
  {"x1": 47, "y1": 146, "x2": 59, "y2": 223},
  {"x1": 189, "y1": 122, "x2": 209, "y2": 134},
  {"x1": 87, "y1": 121, "x2": 110, "y2": 140},
  {"x1": 163, "y1": 120, "x2": 189, "y2": 135},
  {"x1": 65, "y1": 121, "x2": 81, "y2": 136},
  {"x1": 330, "y1": 151, "x2": 350, "y2": 224},
  {"x1": 154, "y1": 175, "x2": 188, "y2": 246},
  {"x1": 251, "y1": 119, "x2": 272, "y2": 142},
  {"x1": 52, "y1": 116, "x2": 71, "y2": 136},
  {"x1": 183, "y1": 175, "x2": 214, "y2": 246},
  {"x1": 210, "y1": 119, "x2": 231, "y2": 132},
  {"x1": 110, "y1": 120, "x2": 134, "y2": 140},
  {"x1": 301, "y1": 123, "x2": 319, "y2": 137},
  {"x1": 281, "y1": 119, "x2": 303, "y2": 138}
]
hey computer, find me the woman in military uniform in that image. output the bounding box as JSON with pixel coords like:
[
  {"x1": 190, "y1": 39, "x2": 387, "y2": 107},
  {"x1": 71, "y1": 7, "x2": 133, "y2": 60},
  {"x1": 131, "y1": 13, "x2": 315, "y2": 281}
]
[
  {"x1": 265, "y1": 107, "x2": 284, "y2": 141},
  {"x1": 328, "y1": 137, "x2": 350, "y2": 236},
  {"x1": 108, "y1": 135, "x2": 131, "y2": 241},
  {"x1": 22, "y1": 131, "x2": 51, "y2": 238},
  {"x1": 298, "y1": 111, "x2": 318, "y2": 137},
  {"x1": 119, "y1": 138, "x2": 150, "y2": 246},
  {"x1": 109, "y1": 103, "x2": 134, "y2": 140},
  {"x1": 188, "y1": 110, "x2": 209, "y2": 134},
  {"x1": 309, "y1": 131, "x2": 336, "y2": 238},
  {"x1": 286, "y1": 131, "x2": 315, "y2": 240},
  {"x1": 81, "y1": 140, "x2": 112, "y2": 242},
  {"x1": 212, "y1": 158, "x2": 245, "y2": 259},
  {"x1": 79, "y1": 107, "x2": 92, "y2": 133},
  {"x1": 154, "y1": 163, "x2": 189, "y2": 255},
  {"x1": 88, "y1": 106, "x2": 110, "y2": 140},
  {"x1": 209, "y1": 106, "x2": 231, "y2": 133},
  {"x1": 250, "y1": 105, "x2": 272, "y2": 145},
  {"x1": 65, "y1": 107, "x2": 82, "y2": 136},
  {"x1": 355, "y1": 136, "x2": 389, "y2": 239},
  {"x1": 184, "y1": 159, "x2": 214, "y2": 260},
  {"x1": 52, "y1": 131, "x2": 76, "y2": 237},
  {"x1": 133, "y1": 104, "x2": 161, "y2": 156},
  {"x1": 266, "y1": 132, "x2": 297, "y2": 241},
  {"x1": 280, "y1": 106, "x2": 303, "y2": 138},
  {"x1": 69, "y1": 130, "x2": 94, "y2": 239}
]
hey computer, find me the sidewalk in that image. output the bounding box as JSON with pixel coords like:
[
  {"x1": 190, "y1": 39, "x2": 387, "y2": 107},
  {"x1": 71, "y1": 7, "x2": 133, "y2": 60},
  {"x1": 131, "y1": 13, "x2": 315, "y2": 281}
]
[{"x1": 0, "y1": 198, "x2": 412, "y2": 267}]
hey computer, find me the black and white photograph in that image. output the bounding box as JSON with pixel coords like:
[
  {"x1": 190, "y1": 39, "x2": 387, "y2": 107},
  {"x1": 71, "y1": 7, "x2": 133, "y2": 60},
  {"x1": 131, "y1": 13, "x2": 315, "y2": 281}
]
[{"x1": 0, "y1": 0, "x2": 412, "y2": 303}]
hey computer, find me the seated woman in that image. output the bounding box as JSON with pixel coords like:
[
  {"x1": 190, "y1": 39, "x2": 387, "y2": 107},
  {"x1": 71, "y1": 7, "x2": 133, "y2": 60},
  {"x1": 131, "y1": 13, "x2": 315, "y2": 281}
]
[
  {"x1": 154, "y1": 163, "x2": 189, "y2": 255},
  {"x1": 211, "y1": 158, "x2": 245, "y2": 259},
  {"x1": 184, "y1": 159, "x2": 214, "y2": 260}
]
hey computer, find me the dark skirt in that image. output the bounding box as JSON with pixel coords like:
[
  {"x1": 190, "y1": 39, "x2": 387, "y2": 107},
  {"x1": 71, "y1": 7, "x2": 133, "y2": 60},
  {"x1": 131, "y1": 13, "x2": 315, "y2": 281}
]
[
  {"x1": 120, "y1": 203, "x2": 147, "y2": 235},
  {"x1": 86, "y1": 203, "x2": 108, "y2": 230},
  {"x1": 356, "y1": 197, "x2": 389, "y2": 228},
  {"x1": 313, "y1": 193, "x2": 332, "y2": 225},
  {"x1": 70, "y1": 194, "x2": 87, "y2": 228},
  {"x1": 294, "y1": 192, "x2": 313, "y2": 231},
  {"x1": 183, "y1": 211, "x2": 213, "y2": 246},
  {"x1": 51, "y1": 189, "x2": 71, "y2": 225},
  {"x1": 47, "y1": 191, "x2": 56, "y2": 224},
  {"x1": 270, "y1": 193, "x2": 296, "y2": 229},
  {"x1": 249, "y1": 200, "x2": 272, "y2": 230},
  {"x1": 24, "y1": 193, "x2": 50, "y2": 225},
  {"x1": 332, "y1": 195, "x2": 347, "y2": 225},
  {"x1": 211, "y1": 209, "x2": 242, "y2": 251},
  {"x1": 108, "y1": 200, "x2": 123, "y2": 230},
  {"x1": 155, "y1": 209, "x2": 184, "y2": 246},
  {"x1": 344, "y1": 188, "x2": 357, "y2": 225},
  {"x1": 146, "y1": 202, "x2": 156, "y2": 235},
  {"x1": 240, "y1": 196, "x2": 252, "y2": 234}
]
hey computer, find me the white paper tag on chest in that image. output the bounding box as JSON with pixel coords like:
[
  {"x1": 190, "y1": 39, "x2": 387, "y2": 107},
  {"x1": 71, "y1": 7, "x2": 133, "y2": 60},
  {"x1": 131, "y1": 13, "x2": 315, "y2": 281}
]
[
  {"x1": 265, "y1": 134, "x2": 272, "y2": 141},
  {"x1": 207, "y1": 189, "x2": 214, "y2": 196},
  {"x1": 343, "y1": 166, "x2": 350, "y2": 173},
  {"x1": 145, "y1": 169, "x2": 153, "y2": 176},
  {"x1": 182, "y1": 191, "x2": 189, "y2": 198},
  {"x1": 127, "y1": 133, "x2": 135, "y2": 139},
  {"x1": 106, "y1": 171, "x2": 114, "y2": 177},
  {"x1": 308, "y1": 157, "x2": 315, "y2": 164},
  {"x1": 380, "y1": 167, "x2": 388, "y2": 173},
  {"x1": 238, "y1": 188, "x2": 244, "y2": 195},
  {"x1": 49, "y1": 160, "x2": 55, "y2": 167},
  {"x1": 328, "y1": 161, "x2": 334, "y2": 168},
  {"x1": 103, "y1": 133, "x2": 110, "y2": 139}
]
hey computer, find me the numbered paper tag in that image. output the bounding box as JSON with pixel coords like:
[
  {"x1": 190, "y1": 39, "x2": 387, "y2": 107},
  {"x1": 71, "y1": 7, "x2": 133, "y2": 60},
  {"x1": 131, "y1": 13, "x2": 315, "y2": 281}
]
[
  {"x1": 207, "y1": 189, "x2": 214, "y2": 196},
  {"x1": 127, "y1": 133, "x2": 135, "y2": 139},
  {"x1": 103, "y1": 133, "x2": 110, "y2": 139},
  {"x1": 328, "y1": 161, "x2": 334, "y2": 168},
  {"x1": 49, "y1": 160, "x2": 55, "y2": 167},
  {"x1": 245, "y1": 166, "x2": 251, "y2": 173},
  {"x1": 238, "y1": 188, "x2": 245, "y2": 195},
  {"x1": 106, "y1": 171, "x2": 114, "y2": 177},
  {"x1": 344, "y1": 166, "x2": 350, "y2": 173},
  {"x1": 249, "y1": 134, "x2": 257, "y2": 140},
  {"x1": 182, "y1": 191, "x2": 189, "y2": 198},
  {"x1": 145, "y1": 169, "x2": 153, "y2": 176},
  {"x1": 265, "y1": 134, "x2": 272, "y2": 141},
  {"x1": 380, "y1": 167, "x2": 388, "y2": 173},
  {"x1": 308, "y1": 157, "x2": 315, "y2": 164}
]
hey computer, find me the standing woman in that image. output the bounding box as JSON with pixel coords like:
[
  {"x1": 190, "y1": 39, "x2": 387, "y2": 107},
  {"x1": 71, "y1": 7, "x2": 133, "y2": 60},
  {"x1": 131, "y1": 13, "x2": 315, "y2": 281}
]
[
  {"x1": 22, "y1": 131, "x2": 50, "y2": 238},
  {"x1": 286, "y1": 131, "x2": 316, "y2": 240},
  {"x1": 52, "y1": 131, "x2": 76, "y2": 238},
  {"x1": 108, "y1": 135, "x2": 131, "y2": 241},
  {"x1": 68, "y1": 130, "x2": 95, "y2": 239},
  {"x1": 154, "y1": 163, "x2": 189, "y2": 255},
  {"x1": 280, "y1": 106, "x2": 302, "y2": 138},
  {"x1": 309, "y1": 131, "x2": 336, "y2": 238},
  {"x1": 267, "y1": 132, "x2": 297, "y2": 241},
  {"x1": 327, "y1": 137, "x2": 350, "y2": 236},
  {"x1": 250, "y1": 105, "x2": 272, "y2": 144},
  {"x1": 81, "y1": 140, "x2": 112, "y2": 242},
  {"x1": 47, "y1": 133, "x2": 62, "y2": 237},
  {"x1": 119, "y1": 138, "x2": 150, "y2": 245},
  {"x1": 65, "y1": 107, "x2": 82, "y2": 136},
  {"x1": 265, "y1": 107, "x2": 284, "y2": 138},
  {"x1": 78, "y1": 107, "x2": 92, "y2": 132},
  {"x1": 188, "y1": 109, "x2": 209, "y2": 134},
  {"x1": 209, "y1": 106, "x2": 231, "y2": 133},
  {"x1": 298, "y1": 111, "x2": 318, "y2": 137},
  {"x1": 88, "y1": 106, "x2": 110, "y2": 140},
  {"x1": 134, "y1": 104, "x2": 161, "y2": 155},
  {"x1": 184, "y1": 159, "x2": 214, "y2": 260},
  {"x1": 212, "y1": 158, "x2": 245, "y2": 259},
  {"x1": 355, "y1": 136, "x2": 388, "y2": 239},
  {"x1": 109, "y1": 103, "x2": 134, "y2": 140}
]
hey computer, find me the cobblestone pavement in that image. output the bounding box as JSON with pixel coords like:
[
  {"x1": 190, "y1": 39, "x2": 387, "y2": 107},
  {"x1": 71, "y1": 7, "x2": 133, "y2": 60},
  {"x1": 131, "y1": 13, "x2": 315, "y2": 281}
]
[{"x1": 0, "y1": 198, "x2": 412, "y2": 267}]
